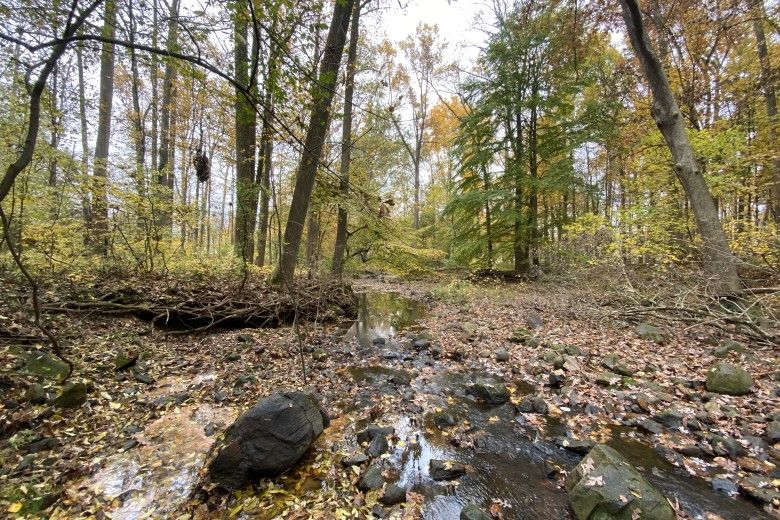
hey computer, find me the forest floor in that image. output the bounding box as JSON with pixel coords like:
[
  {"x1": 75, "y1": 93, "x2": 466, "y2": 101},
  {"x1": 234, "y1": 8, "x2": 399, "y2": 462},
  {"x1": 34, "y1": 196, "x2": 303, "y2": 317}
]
[{"x1": 0, "y1": 271, "x2": 779, "y2": 519}]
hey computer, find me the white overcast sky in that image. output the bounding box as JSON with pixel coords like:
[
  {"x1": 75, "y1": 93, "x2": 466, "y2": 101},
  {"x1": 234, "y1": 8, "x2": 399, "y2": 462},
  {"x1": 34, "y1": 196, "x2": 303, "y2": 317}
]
[{"x1": 376, "y1": 0, "x2": 491, "y2": 65}]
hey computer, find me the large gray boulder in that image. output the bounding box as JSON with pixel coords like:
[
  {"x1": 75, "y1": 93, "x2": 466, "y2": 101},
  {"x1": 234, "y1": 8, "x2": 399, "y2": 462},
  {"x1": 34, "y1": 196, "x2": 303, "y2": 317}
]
[
  {"x1": 209, "y1": 391, "x2": 328, "y2": 489},
  {"x1": 22, "y1": 350, "x2": 70, "y2": 381},
  {"x1": 565, "y1": 444, "x2": 675, "y2": 520},
  {"x1": 705, "y1": 363, "x2": 753, "y2": 395}
]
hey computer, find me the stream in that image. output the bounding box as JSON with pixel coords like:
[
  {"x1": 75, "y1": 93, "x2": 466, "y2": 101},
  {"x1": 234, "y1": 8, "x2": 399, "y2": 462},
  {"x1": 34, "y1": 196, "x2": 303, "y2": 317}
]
[
  {"x1": 345, "y1": 290, "x2": 772, "y2": 520},
  {"x1": 74, "y1": 290, "x2": 772, "y2": 519}
]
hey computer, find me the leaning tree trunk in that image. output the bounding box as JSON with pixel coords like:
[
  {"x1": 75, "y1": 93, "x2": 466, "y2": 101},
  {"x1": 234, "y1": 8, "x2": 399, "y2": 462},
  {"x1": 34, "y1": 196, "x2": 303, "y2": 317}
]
[
  {"x1": 619, "y1": 0, "x2": 741, "y2": 293},
  {"x1": 332, "y1": 0, "x2": 361, "y2": 276},
  {"x1": 92, "y1": 0, "x2": 118, "y2": 255},
  {"x1": 272, "y1": 0, "x2": 353, "y2": 284}
]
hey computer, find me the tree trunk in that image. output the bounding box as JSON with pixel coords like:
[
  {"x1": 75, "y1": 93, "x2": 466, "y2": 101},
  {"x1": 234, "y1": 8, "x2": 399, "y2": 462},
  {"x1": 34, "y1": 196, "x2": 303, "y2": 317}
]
[
  {"x1": 77, "y1": 42, "x2": 91, "y2": 226},
  {"x1": 232, "y1": 0, "x2": 257, "y2": 262},
  {"x1": 747, "y1": 0, "x2": 780, "y2": 224},
  {"x1": 619, "y1": 0, "x2": 741, "y2": 293},
  {"x1": 92, "y1": 0, "x2": 117, "y2": 255},
  {"x1": 157, "y1": 0, "x2": 180, "y2": 231},
  {"x1": 332, "y1": 0, "x2": 361, "y2": 276},
  {"x1": 272, "y1": 0, "x2": 353, "y2": 284},
  {"x1": 128, "y1": 0, "x2": 146, "y2": 196}
]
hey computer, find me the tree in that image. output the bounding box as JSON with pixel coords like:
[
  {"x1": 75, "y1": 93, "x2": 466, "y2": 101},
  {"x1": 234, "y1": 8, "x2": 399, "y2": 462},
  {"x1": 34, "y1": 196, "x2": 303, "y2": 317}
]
[
  {"x1": 232, "y1": 0, "x2": 257, "y2": 261},
  {"x1": 390, "y1": 24, "x2": 445, "y2": 236},
  {"x1": 272, "y1": 0, "x2": 354, "y2": 284},
  {"x1": 92, "y1": 0, "x2": 117, "y2": 254},
  {"x1": 157, "y1": 0, "x2": 180, "y2": 231},
  {"x1": 619, "y1": 0, "x2": 741, "y2": 293},
  {"x1": 332, "y1": 0, "x2": 361, "y2": 276}
]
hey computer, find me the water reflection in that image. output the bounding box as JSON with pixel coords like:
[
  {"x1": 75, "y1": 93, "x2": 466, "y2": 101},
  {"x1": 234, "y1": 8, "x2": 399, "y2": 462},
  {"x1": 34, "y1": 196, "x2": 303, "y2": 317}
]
[{"x1": 344, "y1": 292, "x2": 426, "y2": 347}]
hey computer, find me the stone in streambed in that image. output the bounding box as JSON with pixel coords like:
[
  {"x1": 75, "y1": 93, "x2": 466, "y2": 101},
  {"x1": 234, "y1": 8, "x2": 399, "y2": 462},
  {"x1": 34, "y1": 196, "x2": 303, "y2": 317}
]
[
  {"x1": 767, "y1": 420, "x2": 780, "y2": 444},
  {"x1": 466, "y1": 377, "x2": 509, "y2": 405},
  {"x1": 635, "y1": 323, "x2": 667, "y2": 344},
  {"x1": 379, "y1": 483, "x2": 407, "y2": 506},
  {"x1": 429, "y1": 459, "x2": 466, "y2": 481},
  {"x1": 705, "y1": 363, "x2": 753, "y2": 395},
  {"x1": 566, "y1": 444, "x2": 675, "y2": 520},
  {"x1": 22, "y1": 350, "x2": 69, "y2": 381},
  {"x1": 460, "y1": 503, "x2": 492, "y2": 520},
  {"x1": 209, "y1": 391, "x2": 328, "y2": 489},
  {"x1": 24, "y1": 383, "x2": 46, "y2": 404},
  {"x1": 357, "y1": 465, "x2": 384, "y2": 491}
]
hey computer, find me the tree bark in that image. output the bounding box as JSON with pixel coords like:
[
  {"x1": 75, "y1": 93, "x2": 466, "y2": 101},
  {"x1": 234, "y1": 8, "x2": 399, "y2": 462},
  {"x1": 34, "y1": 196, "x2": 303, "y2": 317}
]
[
  {"x1": 233, "y1": 0, "x2": 257, "y2": 262},
  {"x1": 747, "y1": 0, "x2": 780, "y2": 224},
  {"x1": 157, "y1": 0, "x2": 180, "y2": 231},
  {"x1": 619, "y1": 0, "x2": 741, "y2": 293},
  {"x1": 272, "y1": 0, "x2": 353, "y2": 284},
  {"x1": 92, "y1": 0, "x2": 118, "y2": 255},
  {"x1": 332, "y1": 0, "x2": 361, "y2": 276},
  {"x1": 128, "y1": 0, "x2": 146, "y2": 196}
]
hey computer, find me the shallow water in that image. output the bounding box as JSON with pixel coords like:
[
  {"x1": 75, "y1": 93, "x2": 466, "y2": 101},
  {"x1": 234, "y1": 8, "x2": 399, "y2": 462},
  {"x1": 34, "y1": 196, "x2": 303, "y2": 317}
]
[{"x1": 344, "y1": 291, "x2": 426, "y2": 347}]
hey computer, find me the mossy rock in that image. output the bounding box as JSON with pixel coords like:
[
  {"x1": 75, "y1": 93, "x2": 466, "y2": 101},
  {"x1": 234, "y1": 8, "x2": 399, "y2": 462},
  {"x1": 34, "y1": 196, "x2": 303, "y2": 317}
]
[
  {"x1": 713, "y1": 339, "x2": 744, "y2": 359},
  {"x1": 705, "y1": 363, "x2": 752, "y2": 395},
  {"x1": 509, "y1": 327, "x2": 533, "y2": 344},
  {"x1": 52, "y1": 382, "x2": 87, "y2": 408},
  {"x1": 566, "y1": 444, "x2": 675, "y2": 520},
  {"x1": 21, "y1": 350, "x2": 69, "y2": 382}
]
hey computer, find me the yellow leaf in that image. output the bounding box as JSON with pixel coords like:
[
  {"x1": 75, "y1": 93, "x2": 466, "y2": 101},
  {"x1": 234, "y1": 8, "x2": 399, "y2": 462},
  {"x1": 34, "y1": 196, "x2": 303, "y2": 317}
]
[{"x1": 7, "y1": 503, "x2": 23, "y2": 513}]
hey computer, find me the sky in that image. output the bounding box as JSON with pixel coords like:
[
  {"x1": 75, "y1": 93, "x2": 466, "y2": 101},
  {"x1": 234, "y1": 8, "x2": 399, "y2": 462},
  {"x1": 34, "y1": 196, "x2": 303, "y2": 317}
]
[{"x1": 375, "y1": 0, "x2": 491, "y2": 65}]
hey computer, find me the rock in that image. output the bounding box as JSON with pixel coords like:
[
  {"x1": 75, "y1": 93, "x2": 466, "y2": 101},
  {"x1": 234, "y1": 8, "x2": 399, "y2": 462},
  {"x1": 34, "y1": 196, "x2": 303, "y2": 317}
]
[
  {"x1": 738, "y1": 474, "x2": 779, "y2": 504},
  {"x1": 466, "y1": 377, "x2": 509, "y2": 405},
  {"x1": 552, "y1": 356, "x2": 565, "y2": 369},
  {"x1": 412, "y1": 338, "x2": 431, "y2": 350},
  {"x1": 712, "y1": 477, "x2": 738, "y2": 496},
  {"x1": 236, "y1": 333, "x2": 253, "y2": 343},
  {"x1": 719, "y1": 437, "x2": 747, "y2": 458},
  {"x1": 357, "y1": 424, "x2": 395, "y2": 445},
  {"x1": 639, "y1": 419, "x2": 664, "y2": 435},
  {"x1": 22, "y1": 350, "x2": 70, "y2": 381},
  {"x1": 554, "y1": 436, "x2": 595, "y2": 455},
  {"x1": 432, "y1": 411, "x2": 457, "y2": 429},
  {"x1": 766, "y1": 420, "x2": 780, "y2": 444},
  {"x1": 461, "y1": 322, "x2": 478, "y2": 336},
  {"x1": 357, "y1": 465, "x2": 385, "y2": 491},
  {"x1": 653, "y1": 408, "x2": 684, "y2": 429},
  {"x1": 114, "y1": 351, "x2": 138, "y2": 371},
  {"x1": 705, "y1": 363, "x2": 753, "y2": 395},
  {"x1": 224, "y1": 353, "x2": 240, "y2": 362},
  {"x1": 635, "y1": 323, "x2": 666, "y2": 344},
  {"x1": 373, "y1": 337, "x2": 387, "y2": 346},
  {"x1": 595, "y1": 371, "x2": 622, "y2": 387},
  {"x1": 25, "y1": 437, "x2": 60, "y2": 453},
  {"x1": 431, "y1": 345, "x2": 442, "y2": 358},
  {"x1": 509, "y1": 327, "x2": 532, "y2": 344},
  {"x1": 24, "y1": 383, "x2": 46, "y2": 404},
  {"x1": 52, "y1": 382, "x2": 87, "y2": 408},
  {"x1": 460, "y1": 503, "x2": 492, "y2": 520},
  {"x1": 131, "y1": 367, "x2": 154, "y2": 384},
  {"x1": 379, "y1": 483, "x2": 407, "y2": 506},
  {"x1": 366, "y1": 433, "x2": 389, "y2": 457},
  {"x1": 549, "y1": 372, "x2": 565, "y2": 389},
  {"x1": 532, "y1": 396, "x2": 548, "y2": 414},
  {"x1": 601, "y1": 354, "x2": 635, "y2": 377},
  {"x1": 562, "y1": 355, "x2": 580, "y2": 372},
  {"x1": 526, "y1": 311, "x2": 543, "y2": 329},
  {"x1": 312, "y1": 349, "x2": 328, "y2": 362},
  {"x1": 209, "y1": 391, "x2": 328, "y2": 489},
  {"x1": 429, "y1": 459, "x2": 466, "y2": 481},
  {"x1": 371, "y1": 504, "x2": 385, "y2": 518},
  {"x1": 518, "y1": 396, "x2": 534, "y2": 413},
  {"x1": 495, "y1": 348, "x2": 510, "y2": 362},
  {"x1": 565, "y1": 444, "x2": 675, "y2": 520},
  {"x1": 342, "y1": 453, "x2": 369, "y2": 467},
  {"x1": 713, "y1": 339, "x2": 744, "y2": 358}
]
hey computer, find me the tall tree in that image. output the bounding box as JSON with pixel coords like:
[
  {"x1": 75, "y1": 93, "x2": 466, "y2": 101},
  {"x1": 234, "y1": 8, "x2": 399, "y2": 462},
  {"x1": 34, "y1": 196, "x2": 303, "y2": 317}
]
[
  {"x1": 272, "y1": 0, "x2": 354, "y2": 283},
  {"x1": 232, "y1": 0, "x2": 257, "y2": 261},
  {"x1": 619, "y1": 0, "x2": 741, "y2": 293},
  {"x1": 747, "y1": 0, "x2": 779, "y2": 224},
  {"x1": 92, "y1": 0, "x2": 118, "y2": 254},
  {"x1": 332, "y1": 0, "x2": 361, "y2": 275},
  {"x1": 157, "y1": 0, "x2": 180, "y2": 230}
]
